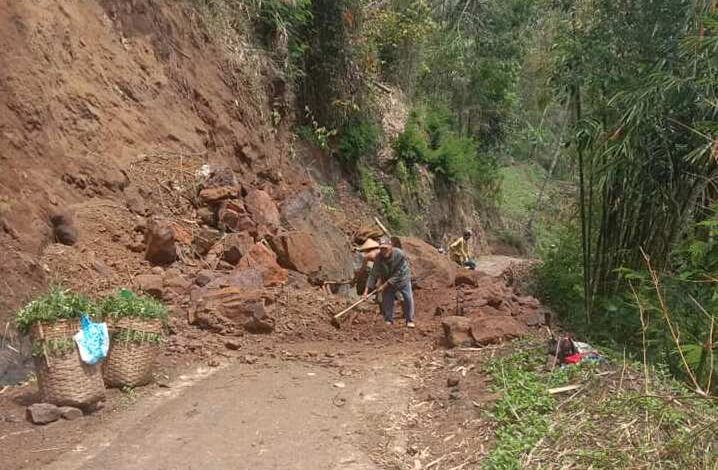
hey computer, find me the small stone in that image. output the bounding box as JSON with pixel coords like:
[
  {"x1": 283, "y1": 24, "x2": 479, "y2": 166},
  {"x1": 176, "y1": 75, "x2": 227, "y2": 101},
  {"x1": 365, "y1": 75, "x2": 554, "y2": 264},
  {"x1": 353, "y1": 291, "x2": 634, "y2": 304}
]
[
  {"x1": 26, "y1": 403, "x2": 61, "y2": 425},
  {"x1": 135, "y1": 274, "x2": 164, "y2": 299},
  {"x1": 242, "y1": 354, "x2": 258, "y2": 364},
  {"x1": 333, "y1": 382, "x2": 346, "y2": 389},
  {"x1": 447, "y1": 375, "x2": 461, "y2": 387},
  {"x1": 195, "y1": 270, "x2": 214, "y2": 287},
  {"x1": 449, "y1": 390, "x2": 461, "y2": 400},
  {"x1": 224, "y1": 339, "x2": 241, "y2": 351},
  {"x1": 208, "y1": 357, "x2": 220, "y2": 367},
  {"x1": 151, "y1": 266, "x2": 164, "y2": 275},
  {"x1": 59, "y1": 406, "x2": 83, "y2": 421}
]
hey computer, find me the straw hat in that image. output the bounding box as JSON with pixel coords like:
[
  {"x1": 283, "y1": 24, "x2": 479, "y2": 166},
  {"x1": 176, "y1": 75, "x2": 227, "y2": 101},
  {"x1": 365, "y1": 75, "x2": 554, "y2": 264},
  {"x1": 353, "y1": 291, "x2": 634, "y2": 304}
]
[{"x1": 358, "y1": 238, "x2": 380, "y2": 252}]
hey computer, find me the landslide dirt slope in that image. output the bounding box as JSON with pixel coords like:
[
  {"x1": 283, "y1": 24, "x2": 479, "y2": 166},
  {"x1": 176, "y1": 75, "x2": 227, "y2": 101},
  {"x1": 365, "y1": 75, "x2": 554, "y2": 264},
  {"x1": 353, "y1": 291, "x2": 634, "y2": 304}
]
[{"x1": 0, "y1": 0, "x2": 348, "y2": 323}]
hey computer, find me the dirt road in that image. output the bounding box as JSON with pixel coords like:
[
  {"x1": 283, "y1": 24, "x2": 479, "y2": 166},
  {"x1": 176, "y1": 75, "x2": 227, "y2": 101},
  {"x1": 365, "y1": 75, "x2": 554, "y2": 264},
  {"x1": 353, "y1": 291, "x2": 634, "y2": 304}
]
[{"x1": 38, "y1": 347, "x2": 416, "y2": 470}]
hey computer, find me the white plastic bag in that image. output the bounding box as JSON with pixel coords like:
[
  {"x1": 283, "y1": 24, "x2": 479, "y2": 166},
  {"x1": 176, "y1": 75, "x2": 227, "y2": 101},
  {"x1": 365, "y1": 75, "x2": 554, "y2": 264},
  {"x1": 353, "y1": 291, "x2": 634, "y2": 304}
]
[{"x1": 73, "y1": 314, "x2": 109, "y2": 365}]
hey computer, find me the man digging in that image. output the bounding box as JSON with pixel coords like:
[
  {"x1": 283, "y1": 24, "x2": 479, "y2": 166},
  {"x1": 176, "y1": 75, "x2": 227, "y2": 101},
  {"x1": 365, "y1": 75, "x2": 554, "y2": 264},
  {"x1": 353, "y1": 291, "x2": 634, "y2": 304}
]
[{"x1": 363, "y1": 237, "x2": 415, "y2": 328}]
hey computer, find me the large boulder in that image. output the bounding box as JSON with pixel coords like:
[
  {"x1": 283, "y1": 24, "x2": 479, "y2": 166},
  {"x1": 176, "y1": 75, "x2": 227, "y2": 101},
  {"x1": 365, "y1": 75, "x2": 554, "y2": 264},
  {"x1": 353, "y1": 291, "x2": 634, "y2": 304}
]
[
  {"x1": 399, "y1": 237, "x2": 456, "y2": 289},
  {"x1": 279, "y1": 190, "x2": 354, "y2": 282},
  {"x1": 270, "y1": 231, "x2": 322, "y2": 276},
  {"x1": 145, "y1": 218, "x2": 178, "y2": 265},
  {"x1": 471, "y1": 317, "x2": 529, "y2": 346},
  {"x1": 245, "y1": 189, "x2": 280, "y2": 228},
  {"x1": 441, "y1": 316, "x2": 474, "y2": 348},
  {"x1": 194, "y1": 288, "x2": 274, "y2": 334},
  {"x1": 237, "y1": 243, "x2": 287, "y2": 287}
]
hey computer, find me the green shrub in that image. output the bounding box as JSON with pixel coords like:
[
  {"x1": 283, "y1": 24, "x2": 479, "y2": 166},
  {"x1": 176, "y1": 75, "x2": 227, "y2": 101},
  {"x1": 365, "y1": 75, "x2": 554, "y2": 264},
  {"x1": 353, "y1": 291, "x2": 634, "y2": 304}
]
[
  {"x1": 98, "y1": 289, "x2": 168, "y2": 324},
  {"x1": 392, "y1": 121, "x2": 430, "y2": 165},
  {"x1": 15, "y1": 287, "x2": 96, "y2": 334},
  {"x1": 338, "y1": 117, "x2": 379, "y2": 163},
  {"x1": 392, "y1": 105, "x2": 499, "y2": 193},
  {"x1": 358, "y1": 165, "x2": 408, "y2": 233},
  {"x1": 536, "y1": 226, "x2": 584, "y2": 319}
]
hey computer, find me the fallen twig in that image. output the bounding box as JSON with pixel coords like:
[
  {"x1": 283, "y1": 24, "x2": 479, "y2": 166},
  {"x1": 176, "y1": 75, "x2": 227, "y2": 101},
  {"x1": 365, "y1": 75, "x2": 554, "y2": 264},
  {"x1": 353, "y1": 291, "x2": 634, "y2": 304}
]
[{"x1": 548, "y1": 384, "x2": 582, "y2": 395}]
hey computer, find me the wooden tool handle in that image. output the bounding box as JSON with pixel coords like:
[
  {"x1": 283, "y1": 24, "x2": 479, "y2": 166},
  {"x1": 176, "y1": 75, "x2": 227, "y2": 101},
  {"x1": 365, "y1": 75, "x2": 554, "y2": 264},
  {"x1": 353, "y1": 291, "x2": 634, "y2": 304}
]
[{"x1": 333, "y1": 288, "x2": 379, "y2": 321}]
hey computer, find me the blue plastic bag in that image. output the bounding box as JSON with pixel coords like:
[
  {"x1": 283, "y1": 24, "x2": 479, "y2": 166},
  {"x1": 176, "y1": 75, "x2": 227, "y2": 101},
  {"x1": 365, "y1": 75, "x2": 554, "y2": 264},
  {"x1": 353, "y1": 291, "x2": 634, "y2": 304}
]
[{"x1": 73, "y1": 314, "x2": 109, "y2": 365}]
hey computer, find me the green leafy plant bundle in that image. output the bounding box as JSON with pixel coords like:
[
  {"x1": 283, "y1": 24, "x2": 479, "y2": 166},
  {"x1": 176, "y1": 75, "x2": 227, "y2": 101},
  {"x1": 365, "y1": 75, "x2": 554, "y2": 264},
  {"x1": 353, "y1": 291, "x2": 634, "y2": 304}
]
[
  {"x1": 98, "y1": 289, "x2": 168, "y2": 324},
  {"x1": 15, "y1": 286, "x2": 96, "y2": 334}
]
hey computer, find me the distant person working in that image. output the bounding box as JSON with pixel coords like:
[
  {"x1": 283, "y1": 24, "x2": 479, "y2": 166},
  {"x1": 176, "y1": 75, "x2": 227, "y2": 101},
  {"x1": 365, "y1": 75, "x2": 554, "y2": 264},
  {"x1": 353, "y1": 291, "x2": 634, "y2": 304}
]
[{"x1": 448, "y1": 229, "x2": 476, "y2": 270}]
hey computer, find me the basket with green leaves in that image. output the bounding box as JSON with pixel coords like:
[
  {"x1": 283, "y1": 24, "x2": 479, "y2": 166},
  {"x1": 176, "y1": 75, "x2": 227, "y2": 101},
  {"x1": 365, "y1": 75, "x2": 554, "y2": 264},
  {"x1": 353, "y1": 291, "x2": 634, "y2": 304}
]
[
  {"x1": 98, "y1": 289, "x2": 168, "y2": 387},
  {"x1": 15, "y1": 287, "x2": 105, "y2": 407}
]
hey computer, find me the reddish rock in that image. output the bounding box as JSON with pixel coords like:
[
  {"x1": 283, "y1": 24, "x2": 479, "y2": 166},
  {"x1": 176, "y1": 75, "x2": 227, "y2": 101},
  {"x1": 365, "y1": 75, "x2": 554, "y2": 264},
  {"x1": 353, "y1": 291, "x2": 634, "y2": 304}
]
[
  {"x1": 244, "y1": 189, "x2": 280, "y2": 228},
  {"x1": 454, "y1": 269, "x2": 486, "y2": 288},
  {"x1": 441, "y1": 316, "x2": 474, "y2": 348},
  {"x1": 478, "y1": 305, "x2": 509, "y2": 317},
  {"x1": 170, "y1": 223, "x2": 193, "y2": 245},
  {"x1": 400, "y1": 237, "x2": 456, "y2": 289},
  {"x1": 237, "y1": 243, "x2": 287, "y2": 287},
  {"x1": 198, "y1": 288, "x2": 274, "y2": 334},
  {"x1": 193, "y1": 227, "x2": 223, "y2": 256},
  {"x1": 50, "y1": 211, "x2": 78, "y2": 246},
  {"x1": 217, "y1": 200, "x2": 247, "y2": 232},
  {"x1": 199, "y1": 186, "x2": 238, "y2": 204},
  {"x1": 471, "y1": 317, "x2": 529, "y2": 345},
  {"x1": 145, "y1": 218, "x2": 178, "y2": 265},
  {"x1": 270, "y1": 231, "x2": 322, "y2": 275},
  {"x1": 517, "y1": 311, "x2": 546, "y2": 327},
  {"x1": 222, "y1": 232, "x2": 254, "y2": 265},
  {"x1": 164, "y1": 273, "x2": 191, "y2": 296},
  {"x1": 135, "y1": 274, "x2": 164, "y2": 298},
  {"x1": 196, "y1": 207, "x2": 216, "y2": 226},
  {"x1": 195, "y1": 270, "x2": 215, "y2": 287},
  {"x1": 517, "y1": 296, "x2": 541, "y2": 309}
]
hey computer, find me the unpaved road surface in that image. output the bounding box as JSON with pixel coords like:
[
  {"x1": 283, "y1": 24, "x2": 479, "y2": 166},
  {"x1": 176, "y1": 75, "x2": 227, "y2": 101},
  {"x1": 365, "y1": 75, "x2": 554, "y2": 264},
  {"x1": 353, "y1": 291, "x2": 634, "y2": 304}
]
[{"x1": 41, "y1": 348, "x2": 415, "y2": 470}]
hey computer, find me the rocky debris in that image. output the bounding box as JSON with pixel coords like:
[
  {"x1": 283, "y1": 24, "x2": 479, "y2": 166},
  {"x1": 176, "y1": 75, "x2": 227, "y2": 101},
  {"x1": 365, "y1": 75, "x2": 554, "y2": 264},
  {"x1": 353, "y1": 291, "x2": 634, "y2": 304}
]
[
  {"x1": 454, "y1": 269, "x2": 486, "y2": 288},
  {"x1": 447, "y1": 375, "x2": 460, "y2": 387},
  {"x1": 517, "y1": 295, "x2": 541, "y2": 309},
  {"x1": 245, "y1": 189, "x2": 280, "y2": 228},
  {"x1": 145, "y1": 218, "x2": 178, "y2": 265},
  {"x1": 216, "y1": 200, "x2": 250, "y2": 233},
  {"x1": 471, "y1": 317, "x2": 529, "y2": 346},
  {"x1": 243, "y1": 304, "x2": 275, "y2": 334},
  {"x1": 26, "y1": 403, "x2": 61, "y2": 425},
  {"x1": 50, "y1": 211, "x2": 78, "y2": 246},
  {"x1": 224, "y1": 339, "x2": 241, "y2": 350},
  {"x1": 222, "y1": 232, "x2": 254, "y2": 265},
  {"x1": 441, "y1": 316, "x2": 474, "y2": 348},
  {"x1": 400, "y1": 237, "x2": 456, "y2": 289},
  {"x1": 58, "y1": 406, "x2": 83, "y2": 421},
  {"x1": 517, "y1": 311, "x2": 546, "y2": 327},
  {"x1": 242, "y1": 354, "x2": 259, "y2": 364},
  {"x1": 237, "y1": 243, "x2": 287, "y2": 287},
  {"x1": 123, "y1": 184, "x2": 147, "y2": 216},
  {"x1": 193, "y1": 227, "x2": 223, "y2": 256},
  {"x1": 270, "y1": 231, "x2": 322, "y2": 276},
  {"x1": 195, "y1": 269, "x2": 215, "y2": 287},
  {"x1": 164, "y1": 271, "x2": 191, "y2": 297},
  {"x1": 135, "y1": 274, "x2": 164, "y2": 298},
  {"x1": 197, "y1": 207, "x2": 216, "y2": 226},
  {"x1": 199, "y1": 186, "x2": 238, "y2": 204}
]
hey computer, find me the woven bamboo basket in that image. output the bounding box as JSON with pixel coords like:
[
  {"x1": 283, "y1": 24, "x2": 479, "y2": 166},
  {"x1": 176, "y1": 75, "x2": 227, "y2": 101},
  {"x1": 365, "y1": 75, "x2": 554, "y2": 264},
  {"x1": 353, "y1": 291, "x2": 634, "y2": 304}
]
[
  {"x1": 30, "y1": 320, "x2": 106, "y2": 408},
  {"x1": 103, "y1": 318, "x2": 163, "y2": 388}
]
